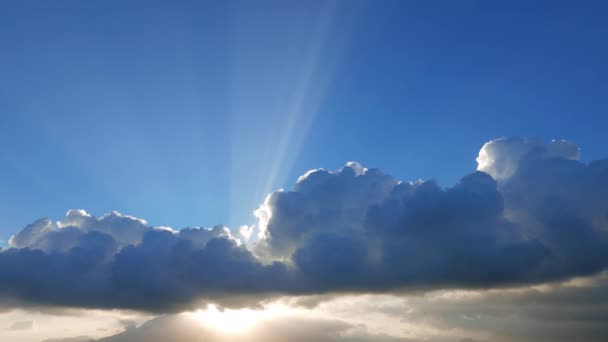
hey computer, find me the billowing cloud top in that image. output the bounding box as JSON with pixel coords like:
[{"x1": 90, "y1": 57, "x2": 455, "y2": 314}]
[{"x1": 1, "y1": 137, "x2": 607, "y2": 312}]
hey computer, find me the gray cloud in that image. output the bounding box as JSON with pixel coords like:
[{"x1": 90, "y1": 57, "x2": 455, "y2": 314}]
[
  {"x1": 38, "y1": 273, "x2": 608, "y2": 342},
  {"x1": 1, "y1": 137, "x2": 608, "y2": 312},
  {"x1": 0, "y1": 221, "x2": 289, "y2": 312},
  {"x1": 7, "y1": 320, "x2": 34, "y2": 331},
  {"x1": 390, "y1": 272, "x2": 608, "y2": 342},
  {"x1": 261, "y1": 137, "x2": 608, "y2": 292}
]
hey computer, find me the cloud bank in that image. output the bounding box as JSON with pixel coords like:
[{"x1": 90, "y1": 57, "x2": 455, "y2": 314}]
[
  {"x1": 43, "y1": 272, "x2": 608, "y2": 342},
  {"x1": 57, "y1": 314, "x2": 414, "y2": 342},
  {"x1": 1, "y1": 137, "x2": 607, "y2": 312}
]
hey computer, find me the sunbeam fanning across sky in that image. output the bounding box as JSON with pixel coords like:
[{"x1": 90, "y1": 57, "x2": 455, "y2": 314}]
[
  {"x1": 226, "y1": 0, "x2": 355, "y2": 228},
  {"x1": 2, "y1": 1, "x2": 608, "y2": 342}
]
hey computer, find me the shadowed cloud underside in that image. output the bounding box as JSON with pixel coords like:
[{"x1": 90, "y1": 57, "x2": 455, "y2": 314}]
[{"x1": 1, "y1": 137, "x2": 607, "y2": 312}]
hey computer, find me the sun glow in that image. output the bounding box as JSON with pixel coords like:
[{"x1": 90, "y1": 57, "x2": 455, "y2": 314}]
[{"x1": 188, "y1": 304, "x2": 283, "y2": 334}]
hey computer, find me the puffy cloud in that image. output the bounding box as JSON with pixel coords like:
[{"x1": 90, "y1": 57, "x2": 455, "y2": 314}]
[
  {"x1": 476, "y1": 137, "x2": 580, "y2": 181},
  {"x1": 262, "y1": 140, "x2": 608, "y2": 292},
  {"x1": 8, "y1": 218, "x2": 55, "y2": 250},
  {"x1": 1, "y1": 137, "x2": 608, "y2": 312},
  {"x1": 0, "y1": 211, "x2": 289, "y2": 312},
  {"x1": 256, "y1": 163, "x2": 397, "y2": 259},
  {"x1": 9, "y1": 210, "x2": 150, "y2": 253}
]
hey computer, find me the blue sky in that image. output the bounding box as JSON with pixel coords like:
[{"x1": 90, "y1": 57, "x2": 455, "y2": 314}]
[{"x1": 1, "y1": 0, "x2": 607, "y2": 241}]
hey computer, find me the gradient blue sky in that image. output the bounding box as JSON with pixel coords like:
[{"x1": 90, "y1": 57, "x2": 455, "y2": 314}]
[{"x1": 1, "y1": 0, "x2": 607, "y2": 241}]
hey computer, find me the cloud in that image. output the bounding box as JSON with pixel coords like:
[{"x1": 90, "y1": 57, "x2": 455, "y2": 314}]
[
  {"x1": 91, "y1": 314, "x2": 416, "y2": 342},
  {"x1": 383, "y1": 272, "x2": 608, "y2": 342},
  {"x1": 476, "y1": 137, "x2": 580, "y2": 181},
  {"x1": 1, "y1": 137, "x2": 607, "y2": 312},
  {"x1": 41, "y1": 337, "x2": 93, "y2": 342},
  {"x1": 262, "y1": 137, "x2": 608, "y2": 292},
  {"x1": 0, "y1": 217, "x2": 289, "y2": 312},
  {"x1": 7, "y1": 320, "x2": 34, "y2": 331},
  {"x1": 9, "y1": 210, "x2": 150, "y2": 252},
  {"x1": 42, "y1": 273, "x2": 608, "y2": 342}
]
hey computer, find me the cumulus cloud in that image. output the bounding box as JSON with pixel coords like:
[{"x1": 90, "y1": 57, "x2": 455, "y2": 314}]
[
  {"x1": 9, "y1": 210, "x2": 149, "y2": 253},
  {"x1": 1, "y1": 137, "x2": 607, "y2": 312},
  {"x1": 261, "y1": 137, "x2": 608, "y2": 292},
  {"x1": 0, "y1": 212, "x2": 289, "y2": 311},
  {"x1": 476, "y1": 137, "x2": 580, "y2": 181}
]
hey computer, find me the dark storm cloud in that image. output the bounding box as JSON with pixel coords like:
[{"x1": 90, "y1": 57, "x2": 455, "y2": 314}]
[{"x1": 1, "y1": 137, "x2": 608, "y2": 312}]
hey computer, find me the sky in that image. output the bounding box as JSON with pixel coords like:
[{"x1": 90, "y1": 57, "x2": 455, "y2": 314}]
[
  {"x1": 2, "y1": 0, "x2": 608, "y2": 237},
  {"x1": 1, "y1": 1, "x2": 608, "y2": 342}
]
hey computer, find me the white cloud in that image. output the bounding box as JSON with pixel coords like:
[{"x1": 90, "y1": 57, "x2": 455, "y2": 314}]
[{"x1": 476, "y1": 137, "x2": 579, "y2": 182}]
